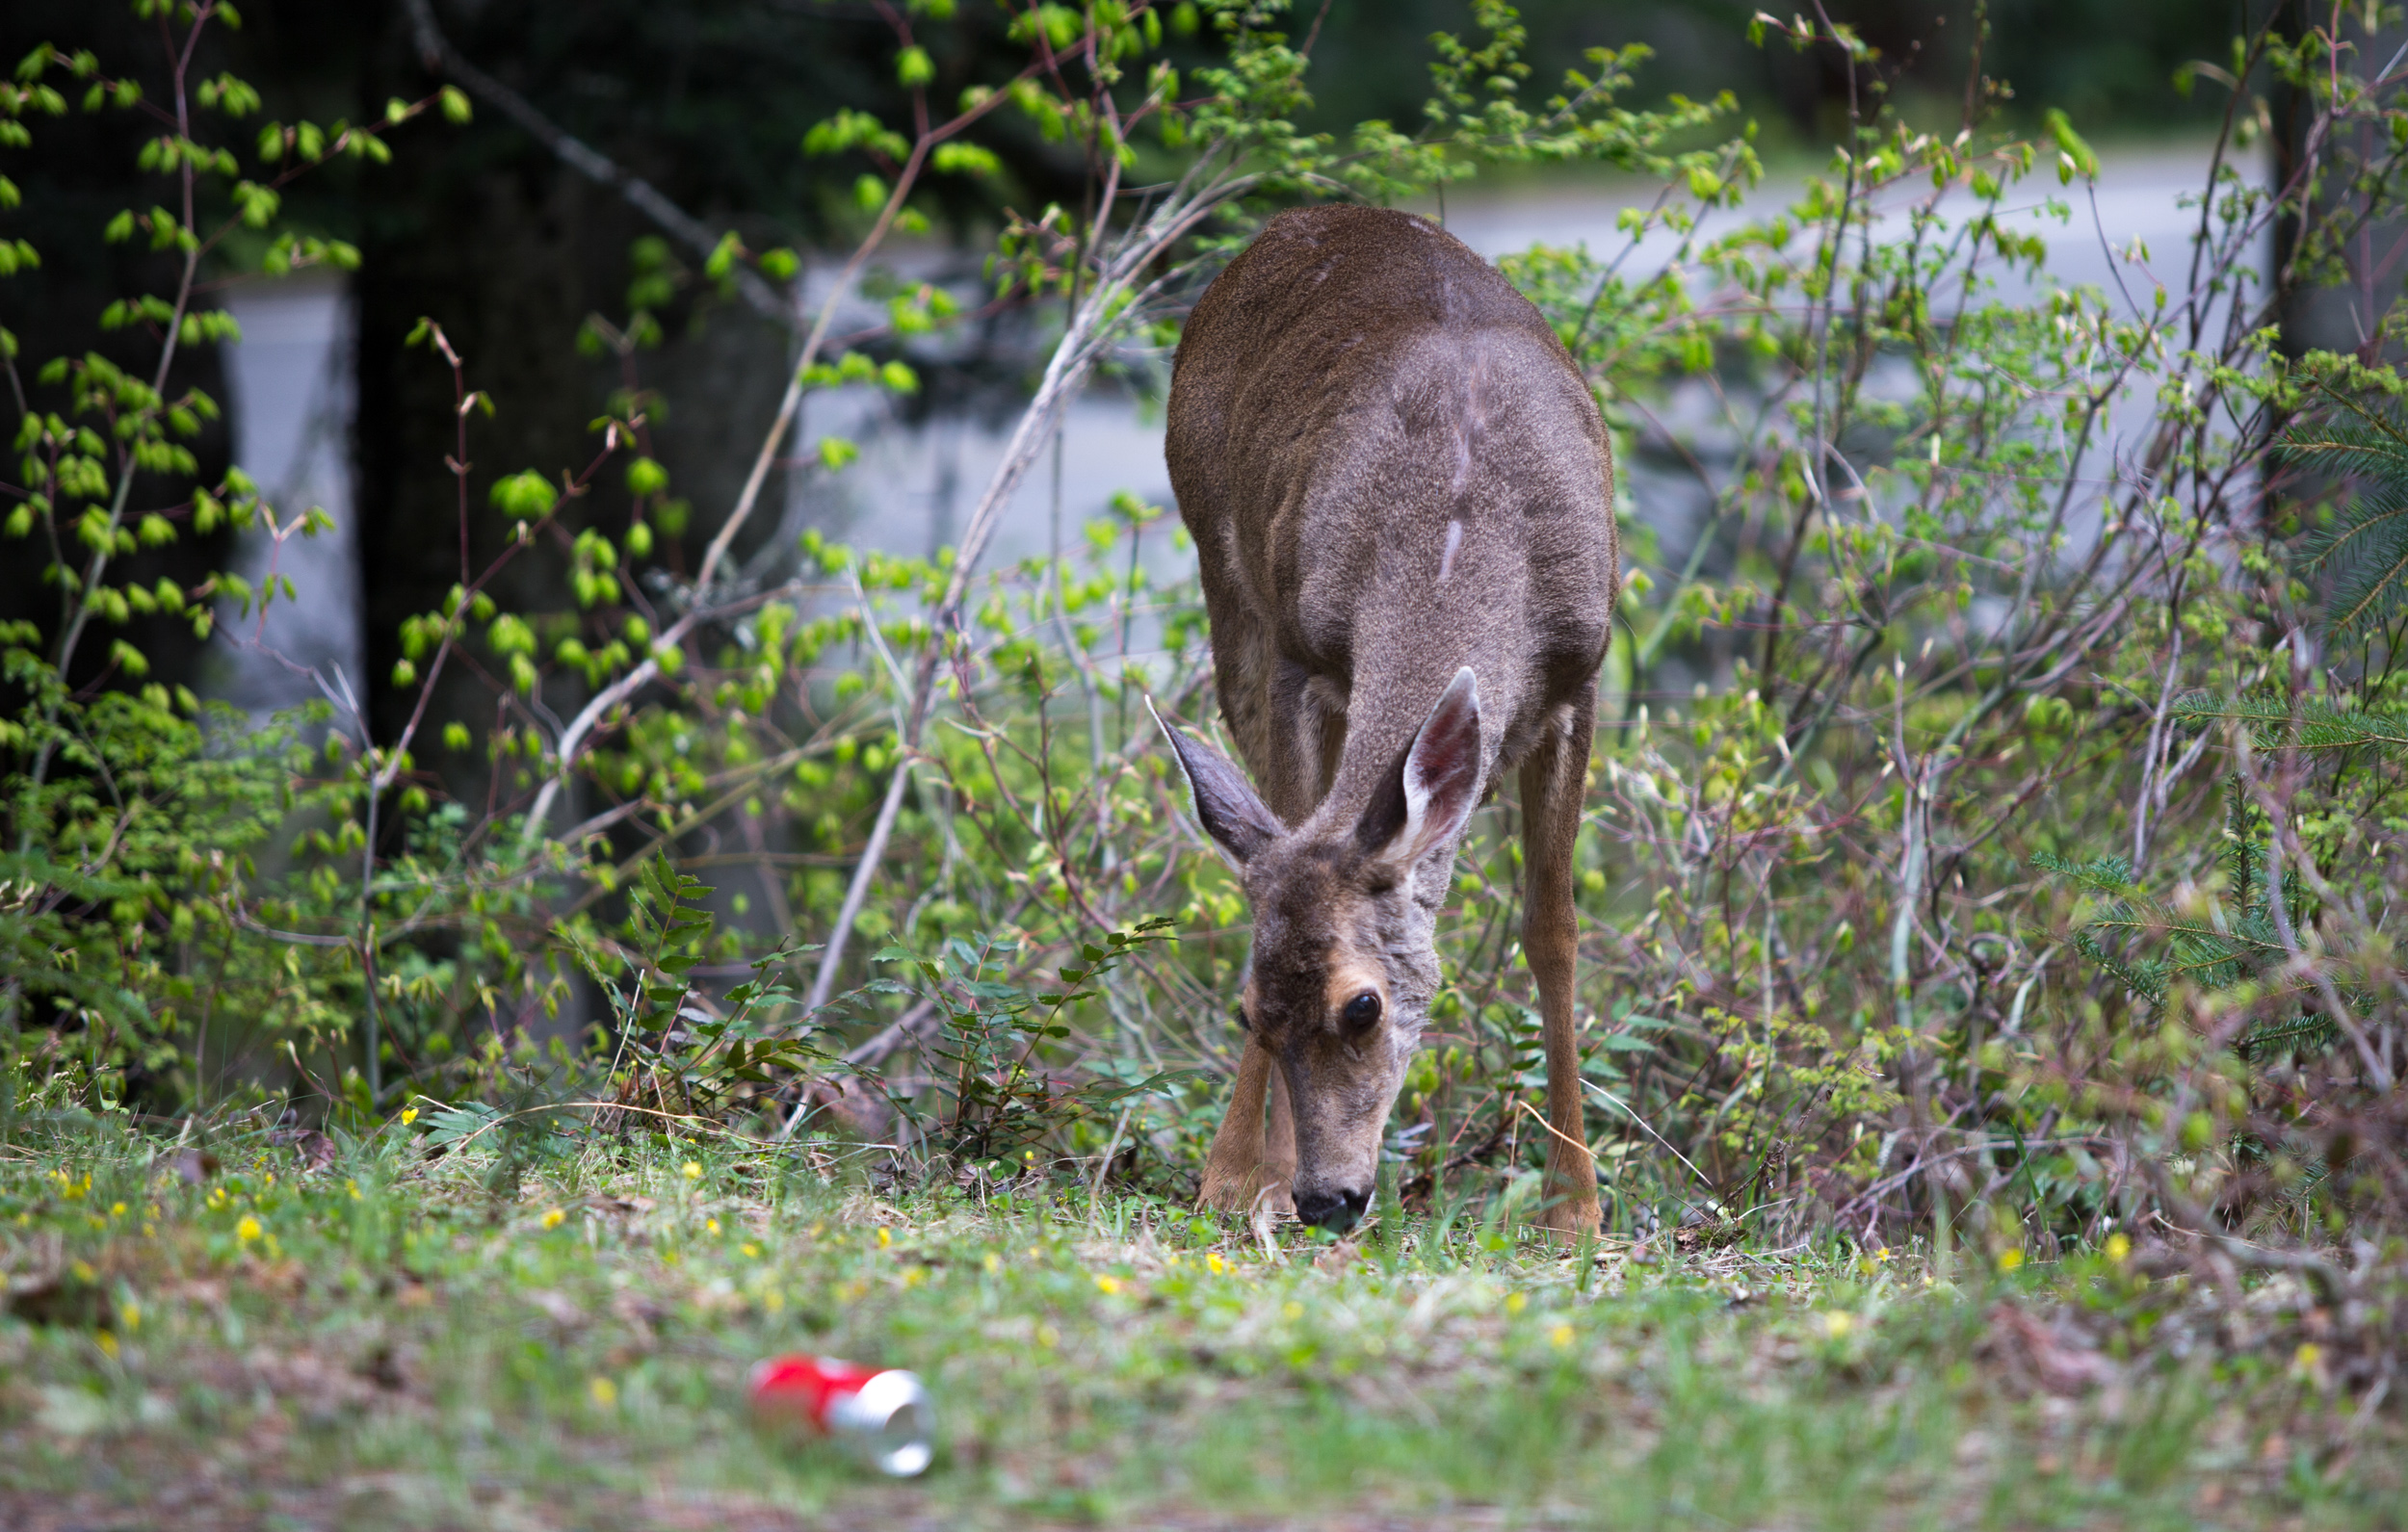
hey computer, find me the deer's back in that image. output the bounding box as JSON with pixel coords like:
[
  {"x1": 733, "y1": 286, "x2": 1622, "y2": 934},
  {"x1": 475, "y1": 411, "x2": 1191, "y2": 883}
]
[{"x1": 1167, "y1": 205, "x2": 1616, "y2": 818}]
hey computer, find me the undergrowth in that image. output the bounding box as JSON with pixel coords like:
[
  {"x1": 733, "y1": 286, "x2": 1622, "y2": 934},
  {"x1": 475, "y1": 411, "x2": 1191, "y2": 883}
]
[
  {"x1": 3, "y1": 1117, "x2": 2402, "y2": 1529},
  {"x1": 6, "y1": 1, "x2": 2408, "y2": 1514}
]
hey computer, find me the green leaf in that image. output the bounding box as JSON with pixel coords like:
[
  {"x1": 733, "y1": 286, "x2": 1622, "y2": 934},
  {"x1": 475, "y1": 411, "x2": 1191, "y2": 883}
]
[
  {"x1": 2043, "y1": 109, "x2": 2098, "y2": 180},
  {"x1": 488, "y1": 469, "x2": 555, "y2": 520},
  {"x1": 932, "y1": 142, "x2": 999, "y2": 177}
]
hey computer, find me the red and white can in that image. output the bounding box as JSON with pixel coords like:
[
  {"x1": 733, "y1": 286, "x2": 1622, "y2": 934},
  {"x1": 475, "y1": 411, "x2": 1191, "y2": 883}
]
[{"x1": 747, "y1": 1354, "x2": 933, "y2": 1477}]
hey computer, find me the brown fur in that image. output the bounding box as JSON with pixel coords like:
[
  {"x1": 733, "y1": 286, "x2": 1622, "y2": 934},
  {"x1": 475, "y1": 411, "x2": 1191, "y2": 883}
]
[{"x1": 1159, "y1": 205, "x2": 1617, "y2": 1234}]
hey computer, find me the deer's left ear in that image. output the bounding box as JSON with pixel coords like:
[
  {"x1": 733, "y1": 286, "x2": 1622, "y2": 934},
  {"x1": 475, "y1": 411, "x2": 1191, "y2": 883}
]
[{"x1": 1356, "y1": 666, "x2": 1482, "y2": 870}]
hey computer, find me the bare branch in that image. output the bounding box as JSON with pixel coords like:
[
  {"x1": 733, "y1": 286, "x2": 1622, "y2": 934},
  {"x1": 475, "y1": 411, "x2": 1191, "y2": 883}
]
[{"x1": 400, "y1": 0, "x2": 793, "y2": 326}]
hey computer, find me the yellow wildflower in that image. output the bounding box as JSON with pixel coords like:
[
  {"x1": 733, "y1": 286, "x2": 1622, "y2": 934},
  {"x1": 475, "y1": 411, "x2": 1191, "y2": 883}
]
[
  {"x1": 983, "y1": 1253, "x2": 1001, "y2": 1274},
  {"x1": 877, "y1": 1227, "x2": 893, "y2": 1249},
  {"x1": 1505, "y1": 1292, "x2": 1528, "y2": 1315},
  {"x1": 541, "y1": 1207, "x2": 565, "y2": 1230},
  {"x1": 1550, "y1": 1324, "x2": 1575, "y2": 1349},
  {"x1": 589, "y1": 1376, "x2": 618, "y2": 1408},
  {"x1": 1822, "y1": 1311, "x2": 1855, "y2": 1339},
  {"x1": 1207, "y1": 1252, "x2": 1227, "y2": 1275},
  {"x1": 236, "y1": 1215, "x2": 262, "y2": 1243},
  {"x1": 400, "y1": 1107, "x2": 417, "y2": 1126},
  {"x1": 681, "y1": 1161, "x2": 702, "y2": 1181},
  {"x1": 2105, "y1": 1233, "x2": 2131, "y2": 1264},
  {"x1": 1093, "y1": 1274, "x2": 1121, "y2": 1295},
  {"x1": 1998, "y1": 1249, "x2": 2024, "y2": 1273}
]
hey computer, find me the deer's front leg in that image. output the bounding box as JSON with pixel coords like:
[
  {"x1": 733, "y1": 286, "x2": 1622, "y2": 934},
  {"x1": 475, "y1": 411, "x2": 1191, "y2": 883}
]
[
  {"x1": 1520, "y1": 687, "x2": 1602, "y2": 1238},
  {"x1": 1197, "y1": 1035, "x2": 1297, "y2": 1216}
]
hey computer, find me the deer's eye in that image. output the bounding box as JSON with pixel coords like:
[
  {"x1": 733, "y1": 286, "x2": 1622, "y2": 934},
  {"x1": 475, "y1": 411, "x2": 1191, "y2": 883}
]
[
  {"x1": 1342, "y1": 992, "x2": 1382, "y2": 1030},
  {"x1": 1233, "y1": 1002, "x2": 1252, "y2": 1033}
]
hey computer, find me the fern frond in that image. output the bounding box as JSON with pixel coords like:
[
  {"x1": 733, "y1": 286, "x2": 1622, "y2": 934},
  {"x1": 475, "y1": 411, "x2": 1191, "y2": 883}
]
[
  {"x1": 2290, "y1": 1159, "x2": 2330, "y2": 1204},
  {"x1": 2030, "y1": 850, "x2": 2135, "y2": 895},
  {"x1": 2297, "y1": 702, "x2": 2408, "y2": 752},
  {"x1": 2218, "y1": 791, "x2": 2258, "y2": 912},
  {"x1": 2279, "y1": 416, "x2": 2408, "y2": 482},
  {"x1": 2071, "y1": 926, "x2": 2167, "y2": 1006},
  {"x1": 2306, "y1": 489, "x2": 2408, "y2": 636},
  {"x1": 2091, "y1": 906, "x2": 2278, "y2": 989},
  {"x1": 2238, "y1": 1010, "x2": 2340, "y2": 1060},
  {"x1": 2172, "y1": 692, "x2": 2408, "y2": 756},
  {"x1": 2284, "y1": 410, "x2": 2408, "y2": 636}
]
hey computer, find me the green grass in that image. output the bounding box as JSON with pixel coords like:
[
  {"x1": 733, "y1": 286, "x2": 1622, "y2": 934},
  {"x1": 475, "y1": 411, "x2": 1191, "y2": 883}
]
[{"x1": 2, "y1": 1115, "x2": 2397, "y2": 1530}]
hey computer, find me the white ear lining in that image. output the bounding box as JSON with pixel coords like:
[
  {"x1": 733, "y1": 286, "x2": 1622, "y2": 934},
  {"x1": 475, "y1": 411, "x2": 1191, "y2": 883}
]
[
  {"x1": 1398, "y1": 763, "x2": 1442, "y2": 867},
  {"x1": 1385, "y1": 668, "x2": 1482, "y2": 870}
]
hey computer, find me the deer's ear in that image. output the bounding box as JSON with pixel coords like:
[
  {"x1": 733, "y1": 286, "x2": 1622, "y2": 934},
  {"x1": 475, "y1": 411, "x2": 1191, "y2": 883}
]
[
  {"x1": 1153, "y1": 700, "x2": 1284, "y2": 867},
  {"x1": 1356, "y1": 667, "x2": 1482, "y2": 869}
]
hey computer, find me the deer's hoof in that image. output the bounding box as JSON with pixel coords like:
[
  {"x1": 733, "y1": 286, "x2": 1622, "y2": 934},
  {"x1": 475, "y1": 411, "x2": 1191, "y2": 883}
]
[
  {"x1": 1529, "y1": 1193, "x2": 1603, "y2": 1244},
  {"x1": 1198, "y1": 1170, "x2": 1293, "y2": 1218}
]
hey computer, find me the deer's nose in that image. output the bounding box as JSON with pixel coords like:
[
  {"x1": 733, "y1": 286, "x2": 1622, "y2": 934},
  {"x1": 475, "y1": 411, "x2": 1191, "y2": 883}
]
[{"x1": 1296, "y1": 1186, "x2": 1370, "y2": 1233}]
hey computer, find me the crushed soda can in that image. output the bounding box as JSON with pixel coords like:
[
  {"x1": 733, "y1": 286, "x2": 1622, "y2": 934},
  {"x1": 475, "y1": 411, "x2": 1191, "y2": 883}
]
[{"x1": 747, "y1": 1353, "x2": 933, "y2": 1477}]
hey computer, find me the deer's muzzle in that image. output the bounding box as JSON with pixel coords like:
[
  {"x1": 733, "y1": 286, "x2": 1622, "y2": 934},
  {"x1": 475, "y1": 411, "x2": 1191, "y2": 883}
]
[{"x1": 1294, "y1": 1184, "x2": 1371, "y2": 1233}]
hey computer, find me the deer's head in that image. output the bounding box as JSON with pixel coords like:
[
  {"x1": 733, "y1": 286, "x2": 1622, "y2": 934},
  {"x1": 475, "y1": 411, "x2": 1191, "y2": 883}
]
[{"x1": 1162, "y1": 668, "x2": 1485, "y2": 1232}]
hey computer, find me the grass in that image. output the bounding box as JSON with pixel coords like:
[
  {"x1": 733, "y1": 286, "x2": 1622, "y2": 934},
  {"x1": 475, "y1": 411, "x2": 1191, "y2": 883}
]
[{"x1": 2, "y1": 1112, "x2": 2399, "y2": 1530}]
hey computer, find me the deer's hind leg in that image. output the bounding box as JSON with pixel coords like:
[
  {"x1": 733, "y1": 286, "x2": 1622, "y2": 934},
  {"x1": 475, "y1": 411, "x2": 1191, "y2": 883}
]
[
  {"x1": 1197, "y1": 1037, "x2": 1298, "y2": 1216},
  {"x1": 1520, "y1": 683, "x2": 1602, "y2": 1238}
]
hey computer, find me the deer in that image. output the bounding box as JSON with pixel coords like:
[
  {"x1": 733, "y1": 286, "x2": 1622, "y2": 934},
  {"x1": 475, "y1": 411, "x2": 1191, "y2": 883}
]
[{"x1": 1154, "y1": 203, "x2": 1618, "y2": 1238}]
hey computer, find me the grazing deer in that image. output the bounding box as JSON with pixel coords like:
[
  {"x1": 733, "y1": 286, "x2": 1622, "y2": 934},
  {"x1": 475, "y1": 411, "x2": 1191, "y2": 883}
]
[{"x1": 1157, "y1": 204, "x2": 1618, "y2": 1236}]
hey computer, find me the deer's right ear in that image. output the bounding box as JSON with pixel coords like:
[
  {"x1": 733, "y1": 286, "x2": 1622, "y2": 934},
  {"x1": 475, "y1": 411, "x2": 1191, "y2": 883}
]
[
  {"x1": 1151, "y1": 699, "x2": 1283, "y2": 867},
  {"x1": 1356, "y1": 666, "x2": 1482, "y2": 870}
]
